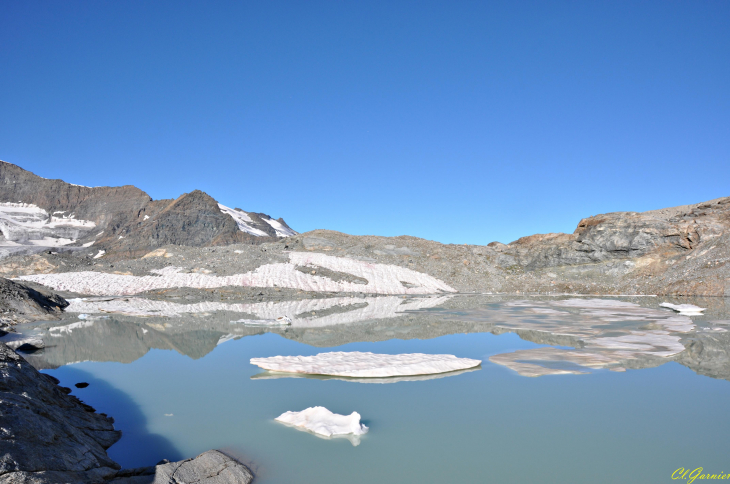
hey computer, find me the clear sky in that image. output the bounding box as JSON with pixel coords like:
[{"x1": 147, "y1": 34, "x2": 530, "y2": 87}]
[{"x1": 1, "y1": 1, "x2": 728, "y2": 244}]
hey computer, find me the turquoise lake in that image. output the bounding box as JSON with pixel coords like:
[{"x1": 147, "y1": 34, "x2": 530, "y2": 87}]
[{"x1": 24, "y1": 295, "x2": 730, "y2": 483}]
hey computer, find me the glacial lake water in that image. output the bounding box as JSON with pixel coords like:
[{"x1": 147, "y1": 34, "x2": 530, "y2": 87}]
[{"x1": 20, "y1": 295, "x2": 730, "y2": 483}]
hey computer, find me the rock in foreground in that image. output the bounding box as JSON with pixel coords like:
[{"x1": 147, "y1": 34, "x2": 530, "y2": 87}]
[
  {"x1": 0, "y1": 342, "x2": 254, "y2": 483},
  {"x1": 0, "y1": 342, "x2": 121, "y2": 483},
  {"x1": 0, "y1": 277, "x2": 68, "y2": 327},
  {"x1": 110, "y1": 450, "x2": 253, "y2": 484}
]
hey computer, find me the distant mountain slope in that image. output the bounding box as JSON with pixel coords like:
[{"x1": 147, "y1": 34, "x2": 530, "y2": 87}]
[{"x1": 0, "y1": 161, "x2": 296, "y2": 258}]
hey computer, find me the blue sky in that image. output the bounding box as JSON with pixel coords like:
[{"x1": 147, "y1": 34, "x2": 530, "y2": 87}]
[{"x1": 1, "y1": 1, "x2": 728, "y2": 244}]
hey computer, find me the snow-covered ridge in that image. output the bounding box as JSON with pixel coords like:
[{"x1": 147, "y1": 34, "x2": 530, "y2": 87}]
[
  {"x1": 275, "y1": 407, "x2": 368, "y2": 444},
  {"x1": 261, "y1": 215, "x2": 296, "y2": 237},
  {"x1": 218, "y1": 203, "x2": 295, "y2": 238},
  {"x1": 250, "y1": 351, "x2": 482, "y2": 377},
  {"x1": 218, "y1": 204, "x2": 270, "y2": 237},
  {"x1": 19, "y1": 252, "x2": 456, "y2": 295}
]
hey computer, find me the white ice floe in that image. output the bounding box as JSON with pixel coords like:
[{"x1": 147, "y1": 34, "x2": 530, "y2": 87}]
[
  {"x1": 250, "y1": 351, "x2": 481, "y2": 378},
  {"x1": 660, "y1": 303, "x2": 706, "y2": 316},
  {"x1": 231, "y1": 316, "x2": 292, "y2": 326},
  {"x1": 275, "y1": 406, "x2": 368, "y2": 444},
  {"x1": 19, "y1": 252, "x2": 455, "y2": 296},
  {"x1": 217, "y1": 204, "x2": 270, "y2": 237}
]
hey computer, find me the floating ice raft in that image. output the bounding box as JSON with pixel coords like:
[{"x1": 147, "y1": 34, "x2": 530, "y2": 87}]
[
  {"x1": 275, "y1": 406, "x2": 368, "y2": 444},
  {"x1": 250, "y1": 351, "x2": 482, "y2": 378},
  {"x1": 660, "y1": 303, "x2": 706, "y2": 316}
]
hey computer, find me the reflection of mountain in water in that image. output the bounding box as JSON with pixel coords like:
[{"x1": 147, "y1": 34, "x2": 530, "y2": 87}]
[{"x1": 17, "y1": 295, "x2": 730, "y2": 382}]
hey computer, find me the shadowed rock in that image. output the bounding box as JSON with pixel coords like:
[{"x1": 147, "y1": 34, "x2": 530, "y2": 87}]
[
  {"x1": 0, "y1": 277, "x2": 68, "y2": 326},
  {"x1": 110, "y1": 451, "x2": 253, "y2": 484},
  {"x1": 0, "y1": 342, "x2": 121, "y2": 483}
]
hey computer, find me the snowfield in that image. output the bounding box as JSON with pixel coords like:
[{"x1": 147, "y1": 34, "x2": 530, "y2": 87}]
[{"x1": 19, "y1": 252, "x2": 456, "y2": 295}]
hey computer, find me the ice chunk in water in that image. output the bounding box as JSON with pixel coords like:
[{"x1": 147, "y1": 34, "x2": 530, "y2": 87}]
[
  {"x1": 250, "y1": 351, "x2": 481, "y2": 377},
  {"x1": 660, "y1": 303, "x2": 705, "y2": 315},
  {"x1": 275, "y1": 406, "x2": 368, "y2": 445}
]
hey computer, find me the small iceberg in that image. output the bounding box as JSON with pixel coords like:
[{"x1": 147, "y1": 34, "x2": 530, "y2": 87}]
[
  {"x1": 660, "y1": 303, "x2": 706, "y2": 316},
  {"x1": 275, "y1": 406, "x2": 368, "y2": 446},
  {"x1": 250, "y1": 351, "x2": 481, "y2": 378},
  {"x1": 231, "y1": 316, "x2": 292, "y2": 326}
]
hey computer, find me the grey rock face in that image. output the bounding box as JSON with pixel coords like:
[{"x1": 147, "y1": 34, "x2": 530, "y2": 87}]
[
  {"x1": 500, "y1": 197, "x2": 730, "y2": 269},
  {"x1": 111, "y1": 451, "x2": 253, "y2": 484},
  {"x1": 0, "y1": 342, "x2": 121, "y2": 483},
  {"x1": 0, "y1": 277, "x2": 68, "y2": 326}
]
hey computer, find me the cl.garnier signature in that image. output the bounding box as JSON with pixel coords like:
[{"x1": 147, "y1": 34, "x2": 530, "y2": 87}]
[{"x1": 673, "y1": 468, "x2": 730, "y2": 482}]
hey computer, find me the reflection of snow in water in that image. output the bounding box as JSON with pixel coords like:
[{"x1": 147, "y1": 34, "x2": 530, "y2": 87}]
[
  {"x1": 19, "y1": 252, "x2": 455, "y2": 295},
  {"x1": 64, "y1": 295, "x2": 453, "y2": 328},
  {"x1": 47, "y1": 320, "x2": 95, "y2": 334},
  {"x1": 483, "y1": 299, "x2": 698, "y2": 377},
  {"x1": 250, "y1": 366, "x2": 480, "y2": 384}
]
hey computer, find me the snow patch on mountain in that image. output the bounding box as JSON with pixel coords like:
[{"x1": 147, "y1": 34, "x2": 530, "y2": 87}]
[
  {"x1": 218, "y1": 204, "x2": 270, "y2": 237},
  {"x1": 261, "y1": 216, "x2": 297, "y2": 237},
  {"x1": 0, "y1": 202, "x2": 96, "y2": 256}
]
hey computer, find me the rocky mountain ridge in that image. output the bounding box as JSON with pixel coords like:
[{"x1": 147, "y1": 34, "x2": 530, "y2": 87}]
[
  {"x1": 0, "y1": 161, "x2": 296, "y2": 259},
  {"x1": 1, "y1": 162, "x2": 727, "y2": 297}
]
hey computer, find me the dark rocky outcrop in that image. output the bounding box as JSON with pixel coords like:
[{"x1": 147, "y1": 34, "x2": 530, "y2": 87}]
[
  {"x1": 0, "y1": 342, "x2": 121, "y2": 483},
  {"x1": 0, "y1": 277, "x2": 68, "y2": 327},
  {"x1": 0, "y1": 343, "x2": 254, "y2": 483},
  {"x1": 98, "y1": 191, "x2": 263, "y2": 259}
]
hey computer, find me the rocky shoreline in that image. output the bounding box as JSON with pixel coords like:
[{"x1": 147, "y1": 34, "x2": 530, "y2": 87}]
[
  {"x1": 0, "y1": 278, "x2": 254, "y2": 483},
  {"x1": 0, "y1": 341, "x2": 253, "y2": 484}
]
